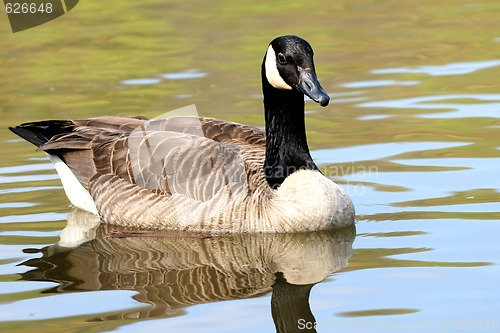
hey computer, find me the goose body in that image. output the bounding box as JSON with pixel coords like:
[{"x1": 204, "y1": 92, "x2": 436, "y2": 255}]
[{"x1": 10, "y1": 36, "x2": 355, "y2": 232}]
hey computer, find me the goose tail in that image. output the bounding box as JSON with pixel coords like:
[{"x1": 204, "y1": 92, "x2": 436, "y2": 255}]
[
  {"x1": 9, "y1": 120, "x2": 99, "y2": 215},
  {"x1": 9, "y1": 120, "x2": 75, "y2": 148}
]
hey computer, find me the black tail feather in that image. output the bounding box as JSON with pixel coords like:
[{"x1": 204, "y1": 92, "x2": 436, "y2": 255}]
[{"x1": 9, "y1": 120, "x2": 75, "y2": 148}]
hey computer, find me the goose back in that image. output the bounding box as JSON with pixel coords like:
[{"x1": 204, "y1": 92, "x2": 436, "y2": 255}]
[{"x1": 27, "y1": 116, "x2": 289, "y2": 231}]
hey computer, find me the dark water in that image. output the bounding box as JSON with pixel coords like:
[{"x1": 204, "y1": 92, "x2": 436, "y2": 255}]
[{"x1": 1, "y1": 0, "x2": 499, "y2": 332}]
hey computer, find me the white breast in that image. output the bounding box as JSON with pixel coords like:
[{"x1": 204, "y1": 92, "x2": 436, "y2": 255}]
[{"x1": 274, "y1": 170, "x2": 355, "y2": 230}]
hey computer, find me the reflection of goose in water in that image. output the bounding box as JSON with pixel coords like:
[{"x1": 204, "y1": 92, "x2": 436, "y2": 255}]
[{"x1": 21, "y1": 209, "x2": 355, "y2": 331}]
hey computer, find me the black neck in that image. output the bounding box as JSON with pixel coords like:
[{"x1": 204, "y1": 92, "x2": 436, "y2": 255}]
[{"x1": 262, "y1": 64, "x2": 318, "y2": 189}]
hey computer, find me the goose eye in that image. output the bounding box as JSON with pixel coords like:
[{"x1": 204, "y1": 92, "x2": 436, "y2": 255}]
[{"x1": 277, "y1": 53, "x2": 287, "y2": 65}]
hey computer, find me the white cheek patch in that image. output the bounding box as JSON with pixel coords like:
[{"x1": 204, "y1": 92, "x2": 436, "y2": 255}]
[{"x1": 265, "y1": 45, "x2": 293, "y2": 90}]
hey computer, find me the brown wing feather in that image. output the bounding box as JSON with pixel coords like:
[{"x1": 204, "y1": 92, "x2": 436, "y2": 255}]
[
  {"x1": 37, "y1": 116, "x2": 267, "y2": 196},
  {"x1": 200, "y1": 117, "x2": 266, "y2": 147},
  {"x1": 72, "y1": 115, "x2": 149, "y2": 132}
]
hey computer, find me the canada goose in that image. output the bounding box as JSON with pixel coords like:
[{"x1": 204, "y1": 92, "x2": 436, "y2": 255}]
[{"x1": 10, "y1": 35, "x2": 355, "y2": 232}]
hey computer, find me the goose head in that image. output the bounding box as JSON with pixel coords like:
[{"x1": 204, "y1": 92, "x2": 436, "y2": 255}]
[{"x1": 263, "y1": 35, "x2": 330, "y2": 107}]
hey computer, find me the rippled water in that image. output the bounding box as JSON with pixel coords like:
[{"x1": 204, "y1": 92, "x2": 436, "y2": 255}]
[{"x1": 1, "y1": 0, "x2": 499, "y2": 332}]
